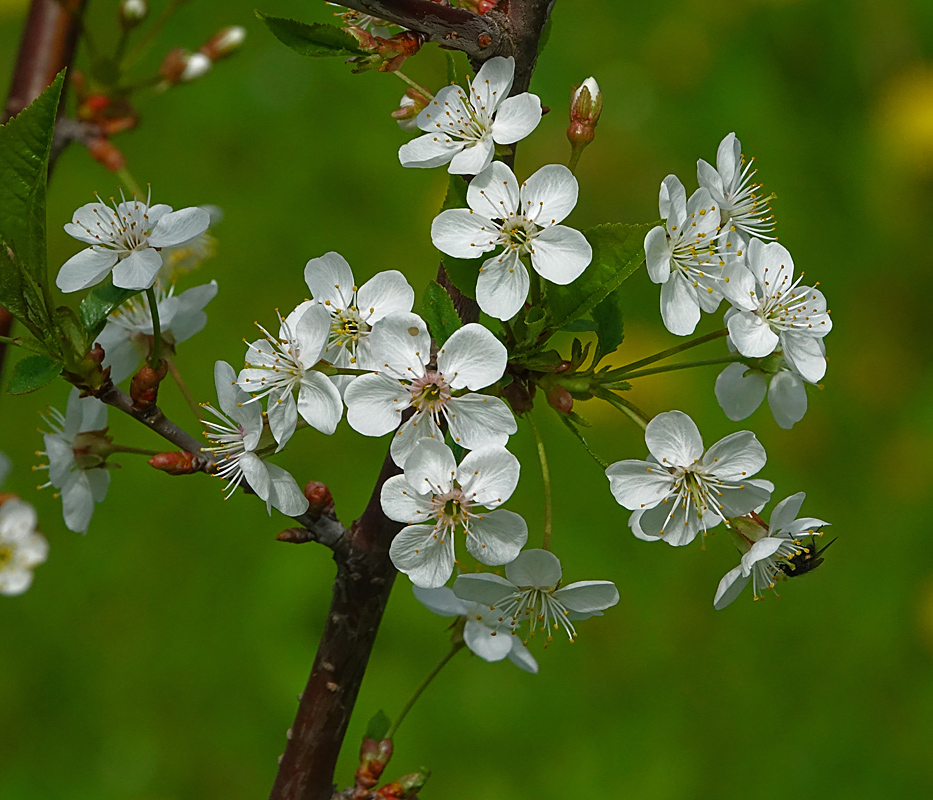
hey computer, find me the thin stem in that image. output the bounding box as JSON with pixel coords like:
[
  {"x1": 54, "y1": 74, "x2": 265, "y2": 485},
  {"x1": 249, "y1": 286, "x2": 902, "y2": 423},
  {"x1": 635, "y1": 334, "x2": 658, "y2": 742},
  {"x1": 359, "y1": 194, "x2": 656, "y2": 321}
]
[
  {"x1": 529, "y1": 268, "x2": 542, "y2": 307},
  {"x1": 386, "y1": 642, "x2": 464, "y2": 739},
  {"x1": 501, "y1": 318, "x2": 517, "y2": 347},
  {"x1": 557, "y1": 413, "x2": 609, "y2": 469},
  {"x1": 164, "y1": 354, "x2": 200, "y2": 419},
  {"x1": 123, "y1": 0, "x2": 184, "y2": 68},
  {"x1": 568, "y1": 147, "x2": 582, "y2": 175},
  {"x1": 596, "y1": 389, "x2": 650, "y2": 431},
  {"x1": 109, "y1": 444, "x2": 161, "y2": 456},
  {"x1": 394, "y1": 69, "x2": 434, "y2": 99},
  {"x1": 146, "y1": 288, "x2": 163, "y2": 368},
  {"x1": 610, "y1": 328, "x2": 728, "y2": 376},
  {"x1": 527, "y1": 412, "x2": 553, "y2": 551},
  {"x1": 116, "y1": 166, "x2": 144, "y2": 197},
  {"x1": 621, "y1": 355, "x2": 746, "y2": 380}
]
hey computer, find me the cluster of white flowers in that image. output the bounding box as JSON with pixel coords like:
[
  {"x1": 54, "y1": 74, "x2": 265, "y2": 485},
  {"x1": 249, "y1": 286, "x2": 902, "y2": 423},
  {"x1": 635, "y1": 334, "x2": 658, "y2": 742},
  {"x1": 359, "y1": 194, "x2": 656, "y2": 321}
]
[
  {"x1": 645, "y1": 133, "x2": 832, "y2": 429},
  {"x1": 0, "y1": 454, "x2": 49, "y2": 597}
]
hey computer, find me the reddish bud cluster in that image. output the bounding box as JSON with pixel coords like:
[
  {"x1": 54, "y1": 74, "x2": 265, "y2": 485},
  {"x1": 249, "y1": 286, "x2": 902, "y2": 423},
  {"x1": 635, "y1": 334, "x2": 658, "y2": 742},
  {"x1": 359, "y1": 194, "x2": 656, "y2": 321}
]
[
  {"x1": 347, "y1": 30, "x2": 425, "y2": 73},
  {"x1": 374, "y1": 771, "x2": 429, "y2": 799},
  {"x1": 354, "y1": 737, "x2": 394, "y2": 796},
  {"x1": 148, "y1": 451, "x2": 199, "y2": 475},
  {"x1": 130, "y1": 361, "x2": 168, "y2": 412},
  {"x1": 303, "y1": 481, "x2": 335, "y2": 519}
]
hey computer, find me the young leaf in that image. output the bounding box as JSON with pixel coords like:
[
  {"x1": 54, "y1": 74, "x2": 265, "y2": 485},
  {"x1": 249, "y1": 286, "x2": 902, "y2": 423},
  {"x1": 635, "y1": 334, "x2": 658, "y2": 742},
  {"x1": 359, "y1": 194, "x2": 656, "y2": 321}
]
[
  {"x1": 53, "y1": 305, "x2": 89, "y2": 369},
  {"x1": 257, "y1": 13, "x2": 365, "y2": 57},
  {"x1": 0, "y1": 71, "x2": 63, "y2": 281},
  {"x1": 546, "y1": 222, "x2": 655, "y2": 332},
  {"x1": 364, "y1": 710, "x2": 391, "y2": 742},
  {"x1": 592, "y1": 290, "x2": 624, "y2": 358},
  {"x1": 421, "y1": 280, "x2": 462, "y2": 347},
  {"x1": 7, "y1": 353, "x2": 62, "y2": 395},
  {"x1": 79, "y1": 283, "x2": 138, "y2": 339}
]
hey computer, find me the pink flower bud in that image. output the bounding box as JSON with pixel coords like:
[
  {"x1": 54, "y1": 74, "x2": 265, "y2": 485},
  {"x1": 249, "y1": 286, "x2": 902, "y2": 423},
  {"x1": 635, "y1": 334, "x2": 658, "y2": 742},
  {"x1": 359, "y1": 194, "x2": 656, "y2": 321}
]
[{"x1": 148, "y1": 451, "x2": 199, "y2": 476}]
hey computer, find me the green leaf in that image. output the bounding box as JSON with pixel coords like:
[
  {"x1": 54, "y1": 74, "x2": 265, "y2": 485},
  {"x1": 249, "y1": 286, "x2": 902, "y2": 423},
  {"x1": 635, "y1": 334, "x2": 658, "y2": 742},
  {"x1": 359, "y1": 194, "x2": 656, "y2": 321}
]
[
  {"x1": 257, "y1": 12, "x2": 364, "y2": 57},
  {"x1": 421, "y1": 280, "x2": 462, "y2": 347},
  {"x1": 79, "y1": 283, "x2": 137, "y2": 339},
  {"x1": 514, "y1": 349, "x2": 563, "y2": 372},
  {"x1": 560, "y1": 318, "x2": 597, "y2": 332},
  {"x1": 592, "y1": 290, "x2": 624, "y2": 358},
  {"x1": 0, "y1": 72, "x2": 64, "y2": 283},
  {"x1": 7, "y1": 353, "x2": 62, "y2": 395},
  {"x1": 437, "y1": 175, "x2": 480, "y2": 297},
  {"x1": 53, "y1": 305, "x2": 89, "y2": 369},
  {"x1": 546, "y1": 222, "x2": 655, "y2": 332},
  {"x1": 444, "y1": 51, "x2": 459, "y2": 87},
  {"x1": 364, "y1": 710, "x2": 391, "y2": 742}
]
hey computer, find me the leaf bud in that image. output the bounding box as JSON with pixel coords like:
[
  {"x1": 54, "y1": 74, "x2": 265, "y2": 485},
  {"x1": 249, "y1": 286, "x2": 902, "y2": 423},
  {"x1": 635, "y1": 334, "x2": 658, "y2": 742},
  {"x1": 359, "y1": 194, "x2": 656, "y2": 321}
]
[
  {"x1": 120, "y1": 0, "x2": 148, "y2": 28},
  {"x1": 303, "y1": 480, "x2": 335, "y2": 519},
  {"x1": 546, "y1": 385, "x2": 574, "y2": 414},
  {"x1": 567, "y1": 77, "x2": 602, "y2": 155},
  {"x1": 356, "y1": 738, "x2": 394, "y2": 790},
  {"x1": 200, "y1": 26, "x2": 247, "y2": 62},
  {"x1": 130, "y1": 361, "x2": 168, "y2": 412},
  {"x1": 375, "y1": 769, "x2": 430, "y2": 799},
  {"x1": 148, "y1": 451, "x2": 199, "y2": 475}
]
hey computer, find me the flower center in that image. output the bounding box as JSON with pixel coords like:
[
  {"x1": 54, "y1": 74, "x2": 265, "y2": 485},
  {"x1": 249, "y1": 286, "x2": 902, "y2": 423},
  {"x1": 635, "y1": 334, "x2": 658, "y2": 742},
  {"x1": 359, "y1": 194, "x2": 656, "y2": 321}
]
[
  {"x1": 497, "y1": 587, "x2": 577, "y2": 645},
  {"x1": 0, "y1": 545, "x2": 13, "y2": 568},
  {"x1": 430, "y1": 486, "x2": 473, "y2": 534},
  {"x1": 498, "y1": 214, "x2": 538, "y2": 254},
  {"x1": 330, "y1": 306, "x2": 370, "y2": 354},
  {"x1": 408, "y1": 371, "x2": 451, "y2": 414}
]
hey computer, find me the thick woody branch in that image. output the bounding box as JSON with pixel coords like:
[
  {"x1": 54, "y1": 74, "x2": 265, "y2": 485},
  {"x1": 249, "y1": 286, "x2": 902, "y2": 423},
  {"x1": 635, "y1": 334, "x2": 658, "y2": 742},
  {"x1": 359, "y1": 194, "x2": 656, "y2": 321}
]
[{"x1": 335, "y1": 0, "x2": 504, "y2": 58}]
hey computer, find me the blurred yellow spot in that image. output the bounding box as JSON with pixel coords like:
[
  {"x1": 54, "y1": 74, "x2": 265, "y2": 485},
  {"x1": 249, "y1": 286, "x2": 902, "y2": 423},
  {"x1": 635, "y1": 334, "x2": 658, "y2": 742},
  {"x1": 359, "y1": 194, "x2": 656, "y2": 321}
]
[
  {"x1": 0, "y1": 0, "x2": 29, "y2": 18},
  {"x1": 877, "y1": 64, "x2": 933, "y2": 174}
]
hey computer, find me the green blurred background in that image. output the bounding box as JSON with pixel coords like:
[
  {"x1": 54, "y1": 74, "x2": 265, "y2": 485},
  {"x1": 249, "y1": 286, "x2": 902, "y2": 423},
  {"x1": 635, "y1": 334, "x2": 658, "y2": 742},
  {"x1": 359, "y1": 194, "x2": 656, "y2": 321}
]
[{"x1": 2, "y1": 0, "x2": 932, "y2": 797}]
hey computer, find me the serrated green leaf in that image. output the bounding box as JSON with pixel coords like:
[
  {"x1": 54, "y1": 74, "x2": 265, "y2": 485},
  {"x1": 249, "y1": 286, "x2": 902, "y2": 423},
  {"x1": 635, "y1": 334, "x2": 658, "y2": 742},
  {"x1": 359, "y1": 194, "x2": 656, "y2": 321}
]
[
  {"x1": 257, "y1": 12, "x2": 364, "y2": 57},
  {"x1": 0, "y1": 71, "x2": 64, "y2": 289},
  {"x1": 53, "y1": 305, "x2": 89, "y2": 368},
  {"x1": 7, "y1": 353, "x2": 61, "y2": 395},
  {"x1": 560, "y1": 318, "x2": 597, "y2": 332},
  {"x1": 592, "y1": 290, "x2": 624, "y2": 358},
  {"x1": 546, "y1": 222, "x2": 655, "y2": 332},
  {"x1": 421, "y1": 280, "x2": 462, "y2": 347},
  {"x1": 514, "y1": 349, "x2": 563, "y2": 372},
  {"x1": 364, "y1": 710, "x2": 391, "y2": 742},
  {"x1": 79, "y1": 283, "x2": 137, "y2": 339}
]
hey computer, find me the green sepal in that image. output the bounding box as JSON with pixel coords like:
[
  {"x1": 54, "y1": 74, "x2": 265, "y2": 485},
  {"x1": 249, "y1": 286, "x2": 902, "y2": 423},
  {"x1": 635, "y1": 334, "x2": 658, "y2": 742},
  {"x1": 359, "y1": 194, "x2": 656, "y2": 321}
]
[
  {"x1": 79, "y1": 283, "x2": 138, "y2": 339},
  {"x1": 421, "y1": 280, "x2": 462, "y2": 347},
  {"x1": 364, "y1": 709, "x2": 391, "y2": 743},
  {"x1": 256, "y1": 12, "x2": 364, "y2": 57},
  {"x1": 6, "y1": 353, "x2": 62, "y2": 395},
  {"x1": 546, "y1": 221, "x2": 655, "y2": 332}
]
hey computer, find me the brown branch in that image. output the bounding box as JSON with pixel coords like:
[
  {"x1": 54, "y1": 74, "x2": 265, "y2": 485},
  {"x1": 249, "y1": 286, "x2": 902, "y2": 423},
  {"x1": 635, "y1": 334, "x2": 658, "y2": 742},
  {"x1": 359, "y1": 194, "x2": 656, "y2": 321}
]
[{"x1": 334, "y1": 0, "x2": 504, "y2": 59}]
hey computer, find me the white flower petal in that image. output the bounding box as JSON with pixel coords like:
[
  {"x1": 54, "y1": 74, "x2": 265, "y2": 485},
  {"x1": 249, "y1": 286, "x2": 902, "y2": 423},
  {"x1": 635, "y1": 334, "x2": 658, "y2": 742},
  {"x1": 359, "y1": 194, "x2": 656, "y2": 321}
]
[
  {"x1": 437, "y1": 323, "x2": 507, "y2": 390},
  {"x1": 472, "y1": 56, "x2": 515, "y2": 113},
  {"x1": 769, "y1": 492, "x2": 806, "y2": 534},
  {"x1": 381, "y1": 475, "x2": 434, "y2": 524},
  {"x1": 447, "y1": 394, "x2": 516, "y2": 450},
  {"x1": 507, "y1": 638, "x2": 538, "y2": 673},
  {"x1": 768, "y1": 369, "x2": 808, "y2": 429},
  {"x1": 56, "y1": 247, "x2": 119, "y2": 293},
  {"x1": 505, "y1": 548, "x2": 561, "y2": 588},
  {"x1": 448, "y1": 137, "x2": 495, "y2": 176},
  {"x1": 297, "y1": 372, "x2": 343, "y2": 435},
  {"x1": 170, "y1": 280, "x2": 218, "y2": 342},
  {"x1": 644, "y1": 226, "x2": 672, "y2": 284},
  {"x1": 554, "y1": 580, "x2": 619, "y2": 613},
  {"x1": 697, "y1": 158, "x2": 724, "y2": 201},
  {"x1": 720, "y1": 262, "x2": 758, "y2": 311},
  {"x1": 404, "y1": 438, "x2": 457, "y2": 495},
  {"x1": 147, "y1": 206, "x2": 210, "y2": 247},
  {"x1": 456, "y1": 446, "x2": 520, "y2": 508},
  {"x1": 464, "y1": 617, "x2": 513, "y2": 661},
  {"x1": 303, "y1": 252, "x2": 354, "y2": 309},
  {"x1": 728, "y1": 311, "x2": 780, "y2": 358},
  {"x1": 389, "y1": 524, "x2": 455, "y2": 588},
  {"x1": 431, "y1": 209, "x2": 498, "y2": 259},
  {"x1": 111, "y1": 247, "x2": 163, "y2": 291},
  {"x1": 715, "y1": 363, "x2": 767, "y2": 421},
  {"x1": 64, "y1": 202, "x2": 116, "y2": 244},
  {"x1": 263, "y1": 461, "x2": 310, "y2": 516},
  {"x1": 475, "y1": 252, "x2": 528, "y2": 321},
  {"x1": 716, "y1": 481, "x2": 772, "y2": 518},
  {"x1": 453, "y1": 572, "x2": 516, "y2": 606},
  {"x1": 61, "y1": 473, "x2": 95, "y2": 534},
  {"x1": 399, "y1": 132, "x2": 463, "y2": 169},
  {"x1": 390, "y1": 412, "x2": 443, "y2": 468},
  {"x1": 606, "y1": 459, "x2": 675, "y2": 510},
  {"x1": 628, "y1": 509, "x2": 663, "y2": 542},
  {"x1": 659, "y1": 175, "x2": 687, "y2": 223},
  {"x1": 465, "y1": 509, "x2": 527, "y2": 566},
  {"x1": 522, "y1": 164, "x2": 578, "y2": 226},
  {"x1": 357, "y1": 271, "x2": 415, "y2": 324},
  {"x1": 413, "y1": 584, "x2": 472, "y2": 617},
  {"x1": 468, "y1": 161, "x2": 520, "y2": 217},
  {"x1": 238, "y1": 452, "x2": 271, "y2": 508},
  {"x1": 781, "y1": 332, "x2": 826, "y2": 383},
  {"x1": 294, "y1": 304, "x2": 332, "y2": 369},
  {"x1": 344, "y1": 374, "x2": 408, "y2": 437},
  {"x1": 702, "y1": 431, "x2": 766, "y2": 480},
  {"x1": 742, "y1": 537, "x2": 784, "y2": 571},
  {"x1": 86, "y1": 468, "x2": 110, "y2": 504},
  {"x1": 660, "y1": 272, "x2": 701, "y2": 336},
  {"x1": 491, "y1": 92, "x2": 541, "y2": 144},
  {"x1": 645, "y1": 410, "x2": 704, "y2": 467},
  {"x1": 267, "y1": 387, "x2": 298, "y2": 450},
  {"x1": 369, "y1": 312, "x2": 431, "y2": 379},
  {"x1": 530, "y1": 225, "x2": 592, "y2": 285},
  {"x1": 713, "y1": 564, "x2": 750, "y2": 610}
]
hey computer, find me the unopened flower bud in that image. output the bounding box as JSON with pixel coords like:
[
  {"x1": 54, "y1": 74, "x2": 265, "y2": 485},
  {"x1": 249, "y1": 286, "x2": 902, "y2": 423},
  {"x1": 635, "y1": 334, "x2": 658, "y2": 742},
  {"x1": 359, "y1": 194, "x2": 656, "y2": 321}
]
[
  {"x1": 546, "y1": 385, "x2": 573, "y2": 414},
  {"x1": 181, "y1": 52, "x2": 212, "y2": 81},
  {"x1": 356, "y1": 737, "x2": 393, "y2": 790},
  {"x1": 303, "y1": 480, "x2": 335, "y2": 519},
  {"x1": 375, "y1": 769, "x2": 430, "y2": 799},
  {"x1": 148, "y1": 451, "x2": 199, "y2": 475},
  {"x1": 160, "y1": 49, "x2": 211, "y2": 85},
  {"x1": 130, "y1": 361, "x2": 168, "y2": 411},
  {"x1": 392, "y1": 90, "x2": 429, "y2": 132},
  {"x1": 200, "y1": 26, "x2": 246, "y2": 61},
  {"x1": 71, "y1": 429, "x2": 114, "y2": 470},
  {"x1": 120, "y1": 0, "x2": 148, "y2": 27},
  {"x1": 567, "y1": 77, "x2": 602, "y2": 157}
]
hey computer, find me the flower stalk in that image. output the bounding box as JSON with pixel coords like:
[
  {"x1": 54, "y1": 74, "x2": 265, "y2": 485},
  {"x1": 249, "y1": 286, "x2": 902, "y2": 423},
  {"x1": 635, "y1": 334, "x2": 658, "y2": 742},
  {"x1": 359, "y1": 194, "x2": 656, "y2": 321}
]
[{"x1": 386, "y1": 641, "x2": 465, "y2": 739}]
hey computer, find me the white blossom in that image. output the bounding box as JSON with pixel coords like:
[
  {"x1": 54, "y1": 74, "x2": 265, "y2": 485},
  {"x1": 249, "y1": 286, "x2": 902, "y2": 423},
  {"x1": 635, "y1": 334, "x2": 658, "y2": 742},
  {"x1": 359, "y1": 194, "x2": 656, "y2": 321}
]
[
  {"x1": 453, "y1": 549, "x2": 619, "y2": 644},
  {"x1": 237, "y1": 304, "x2": 343, "y2": 450},
  {"x1": 158, "y1": 204, "x2": 222, "y2": 282},
  {"x1": 202, "y1": 361, "x2": 309, "y2": 516},
  {"x1": 0, "y1": 498, "x2": 48, "y2": 596},
  {"x1": 606, "y1": 410, "x2": 771, "y2": 547},
  {"x1": 57, "y1": 188, "x2": 211, "y2": 293},
  {"x1": 382, "y1": 438, "x2": 527, "y2": 588},
  {"x1": 399, "y1": 56, "x2": 541, "y2": 175},
  {"x1": 698, "y1": 133, "x2": 775, "y2": 239},
  {"x1": 96, "y1": 280, "x2": 217, "y2": 382},
  {"x1": 303, "y1": 252, "x2": 415, "y2": 394},
  {"x1": 396, "y1": 94, "x2": 420, "y2": 133},
  {"x1": 714, "y1": 492, "x2": 830, "y2": 609},
  {"x1": 722, "y1": 239, "x2": 831, "y2": 383},
  {"x1": 345, "y1": 313, "x2": 516, "y2": 466},
  {"x1": 413, "y1": 585, "x2": 538, "y2": 673},
  {"x1": 431, "y1": 161, "x2": 592, "y2": 320},
  {"x1": 36, "y1": 389, "x2": 110, "y2": 534},
  {"x1": 643, "y1": 175, "x2": 723, "y2": 336}
]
